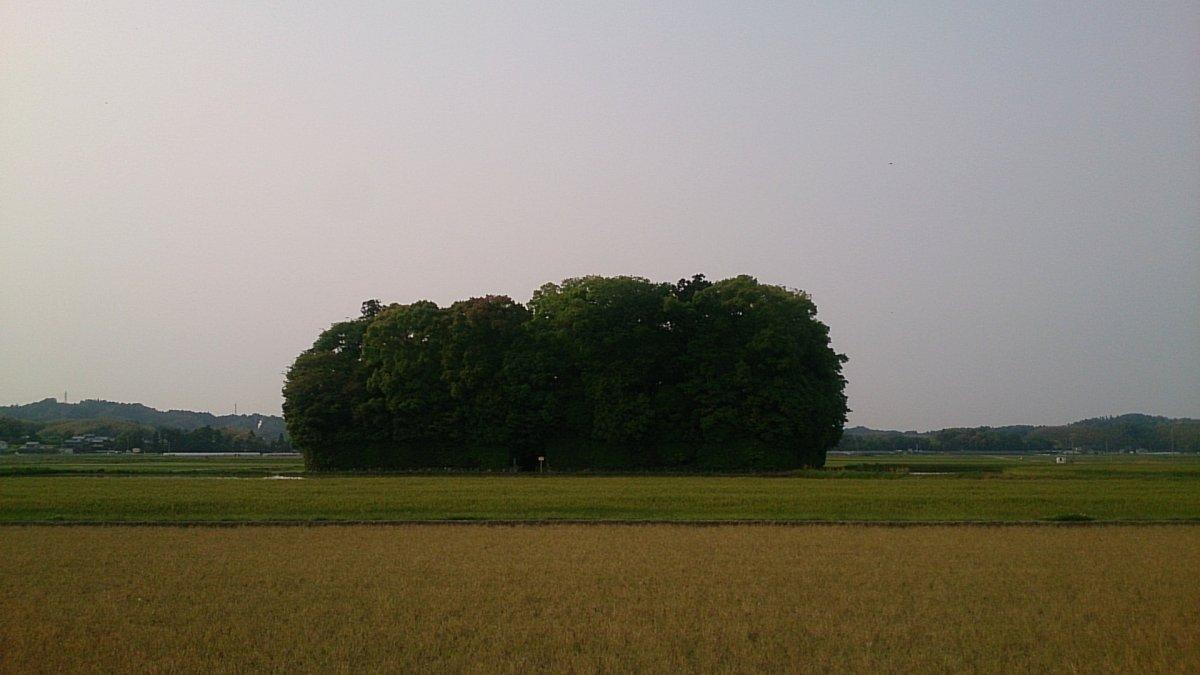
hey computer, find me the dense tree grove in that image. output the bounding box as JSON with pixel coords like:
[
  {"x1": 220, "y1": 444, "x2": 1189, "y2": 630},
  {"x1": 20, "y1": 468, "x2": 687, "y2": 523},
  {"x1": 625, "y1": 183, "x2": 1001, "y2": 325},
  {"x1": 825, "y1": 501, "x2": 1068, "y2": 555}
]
[{"x1": 283, "y1": 275, "x2": 849, "y2": 471}]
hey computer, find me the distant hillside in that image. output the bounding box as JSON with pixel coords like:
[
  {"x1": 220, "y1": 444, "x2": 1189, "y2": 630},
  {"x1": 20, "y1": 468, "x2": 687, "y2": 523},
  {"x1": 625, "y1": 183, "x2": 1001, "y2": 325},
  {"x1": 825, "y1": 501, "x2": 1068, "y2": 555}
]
[
  {"x1": 0, "y1": 399, "x2": 287, "y2": 440},
  {"x1": 839, "y1": 414, "x2": 1199, "y2": 453},
  {"x1": 843, "y1": 426, "x2": 918, "y2": 436}
]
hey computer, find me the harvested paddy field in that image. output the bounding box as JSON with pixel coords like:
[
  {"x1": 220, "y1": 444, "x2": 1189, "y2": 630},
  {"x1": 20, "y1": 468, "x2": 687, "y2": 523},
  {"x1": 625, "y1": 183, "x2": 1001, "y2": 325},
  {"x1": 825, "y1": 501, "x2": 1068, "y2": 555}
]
[{"x1": 2, "y1": 525, "x2": 1196, "y2": 673}]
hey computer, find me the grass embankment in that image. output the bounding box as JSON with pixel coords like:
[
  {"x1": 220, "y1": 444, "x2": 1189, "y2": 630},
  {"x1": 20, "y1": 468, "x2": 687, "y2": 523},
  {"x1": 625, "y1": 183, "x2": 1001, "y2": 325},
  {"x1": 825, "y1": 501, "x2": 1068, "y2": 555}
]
[
  {"x1": 0, "y1": 454, "x2": 302, "y2": 477},
  {"x1": 2, "y1": 472, "x2": 1197, "y2": 522},
  {"x1": 2, "y1": 525, "x2": 1196, "y2": 673},
  {"x1": 4, "y1": 450, "x2": 1195, "y2": 478},
  {"x1": 2, "y1": 454, "x2": 1197, "y2": 522}
]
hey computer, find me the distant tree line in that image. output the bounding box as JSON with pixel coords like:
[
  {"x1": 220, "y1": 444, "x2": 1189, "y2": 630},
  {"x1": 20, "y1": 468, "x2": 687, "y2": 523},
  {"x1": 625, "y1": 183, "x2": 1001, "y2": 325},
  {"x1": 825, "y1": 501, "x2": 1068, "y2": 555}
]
[
  {"x1": 0, "y1": 416, "x2": 291, "y2": 453},
  {"x1": 838, "y1": 414, "x2": 1200, "y2": 453},
  {"x1": 0, "y1": 398, "x2": 288, "y2": 440},
  {"x1": 153, "y1": 426, "x2": 292, "y2": 453},
  {"x1": 283, "y1": 275, "x2": 849, "y2": 471}
]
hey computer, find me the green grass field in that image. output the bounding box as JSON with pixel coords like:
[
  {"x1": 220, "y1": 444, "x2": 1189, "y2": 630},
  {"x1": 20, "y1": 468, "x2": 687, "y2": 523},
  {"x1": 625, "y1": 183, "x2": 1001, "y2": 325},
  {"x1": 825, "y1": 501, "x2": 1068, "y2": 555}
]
[
  {"x1": 0, "y1": 453, "x2": 303, "y2": 476},
  {"x1": 2, "y1": 453, "x2": 1197, "y2": 522}
]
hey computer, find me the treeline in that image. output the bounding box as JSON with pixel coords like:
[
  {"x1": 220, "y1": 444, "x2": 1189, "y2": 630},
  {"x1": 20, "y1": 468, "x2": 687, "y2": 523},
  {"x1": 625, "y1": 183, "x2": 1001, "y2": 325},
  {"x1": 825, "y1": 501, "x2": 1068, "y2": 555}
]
[
  {"x1": 0, "y1": 398, "x2": 287, "y2": 439},
  {"x1": 284, "y1": 275, "x2": 848, "y2": 471},
  {"x1": 839, "y1": 414, "x2": 1200, "y2": 453},
  {"x1": 154, "y1": 426, "x2": 292, "y2": 453},
  {"x1": 0, "y1": 415, "x2": 291, "y2": 453}
]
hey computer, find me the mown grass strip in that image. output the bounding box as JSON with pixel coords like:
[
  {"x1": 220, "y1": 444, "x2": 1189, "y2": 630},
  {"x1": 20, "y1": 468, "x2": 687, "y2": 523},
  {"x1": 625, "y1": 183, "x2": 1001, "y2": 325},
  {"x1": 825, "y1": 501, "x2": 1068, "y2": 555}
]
[
  {"x1": 5, "y1": 519, "x2": 1200, "y2": 527},
  {"x1": 4, "y1": 474, "x2": 1198, "y2": 522}
]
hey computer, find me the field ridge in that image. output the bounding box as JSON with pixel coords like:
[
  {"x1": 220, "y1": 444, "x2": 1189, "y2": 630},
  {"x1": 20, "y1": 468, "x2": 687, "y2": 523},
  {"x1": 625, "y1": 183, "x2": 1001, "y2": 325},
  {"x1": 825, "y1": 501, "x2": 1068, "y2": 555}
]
[{"x1": 5, "y1": 519, "x2": 1199, "y2": 527}]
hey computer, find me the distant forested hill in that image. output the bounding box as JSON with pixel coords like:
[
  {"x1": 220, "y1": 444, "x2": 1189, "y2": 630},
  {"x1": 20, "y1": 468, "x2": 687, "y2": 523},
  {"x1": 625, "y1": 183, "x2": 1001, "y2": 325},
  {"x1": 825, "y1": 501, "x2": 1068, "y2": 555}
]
[
  {"x1": 0, "y1": 398, "x2": 287, "y2": 440},
  {"x1": 839, "y1": 414, "x2": 1200, "y2": 453}
]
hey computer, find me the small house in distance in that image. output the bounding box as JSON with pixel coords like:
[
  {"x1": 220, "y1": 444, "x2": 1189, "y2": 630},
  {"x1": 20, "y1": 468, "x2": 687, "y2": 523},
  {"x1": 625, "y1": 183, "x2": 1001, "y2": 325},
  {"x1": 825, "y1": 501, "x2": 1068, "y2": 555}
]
[
  {"x1": 18, "y1": 441, "x2": 60, "y2": 454},
  {"x1": 64, "y1": 434, "x2": 115, "y2": 453},
  {"x1": 1054, "y1": 455, "x2": 1070, "y2": 464}
]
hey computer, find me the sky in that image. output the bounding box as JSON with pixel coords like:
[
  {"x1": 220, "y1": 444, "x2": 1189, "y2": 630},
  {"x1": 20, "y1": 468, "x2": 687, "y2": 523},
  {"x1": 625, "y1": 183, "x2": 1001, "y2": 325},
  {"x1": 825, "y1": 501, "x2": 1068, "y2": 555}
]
[{"x1": 1, "y1": 1, "x2": 1197, "y2": 430}]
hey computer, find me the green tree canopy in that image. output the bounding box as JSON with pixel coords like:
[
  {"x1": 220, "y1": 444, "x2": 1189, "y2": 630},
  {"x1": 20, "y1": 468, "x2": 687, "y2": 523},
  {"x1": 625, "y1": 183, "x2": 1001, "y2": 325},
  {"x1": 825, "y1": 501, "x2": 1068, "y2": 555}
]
[{"x1": 283, "y1": 275, "x2": 848, "y2": 471}]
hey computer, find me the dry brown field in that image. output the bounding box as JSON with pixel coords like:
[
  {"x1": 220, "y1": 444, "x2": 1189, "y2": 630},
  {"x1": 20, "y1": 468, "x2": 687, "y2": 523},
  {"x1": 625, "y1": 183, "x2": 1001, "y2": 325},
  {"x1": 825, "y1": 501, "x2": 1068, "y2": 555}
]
[{"x1": 2, "y1": 525, "x2": 1197, "y2": 673}]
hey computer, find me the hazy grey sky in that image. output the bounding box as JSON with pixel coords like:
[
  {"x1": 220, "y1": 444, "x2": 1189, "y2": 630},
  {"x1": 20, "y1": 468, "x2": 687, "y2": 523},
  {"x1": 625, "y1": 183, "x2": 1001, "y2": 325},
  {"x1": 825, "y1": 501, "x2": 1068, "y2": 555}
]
[{"x1": 2, "y1": 1, "x2": 1197, "y2": 429}]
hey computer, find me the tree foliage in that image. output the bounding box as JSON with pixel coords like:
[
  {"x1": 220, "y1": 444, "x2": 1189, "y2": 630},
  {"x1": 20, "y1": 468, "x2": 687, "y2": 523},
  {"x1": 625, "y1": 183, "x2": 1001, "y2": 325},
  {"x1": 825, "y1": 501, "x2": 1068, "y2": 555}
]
[{"x1": 283, "y1": 275, "x2": 849, "y2": 470}]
